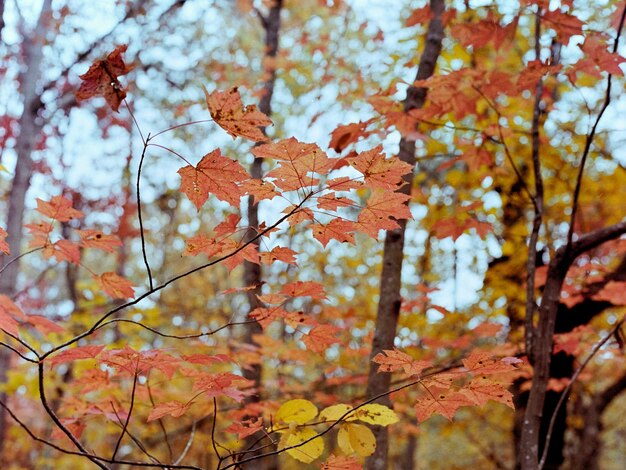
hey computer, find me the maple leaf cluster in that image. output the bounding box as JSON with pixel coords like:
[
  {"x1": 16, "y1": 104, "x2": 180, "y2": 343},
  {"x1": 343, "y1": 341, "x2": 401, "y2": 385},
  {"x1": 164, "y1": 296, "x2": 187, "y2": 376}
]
[{"x1": 373, "y1": 348, "x2": 521, "y2": 422}]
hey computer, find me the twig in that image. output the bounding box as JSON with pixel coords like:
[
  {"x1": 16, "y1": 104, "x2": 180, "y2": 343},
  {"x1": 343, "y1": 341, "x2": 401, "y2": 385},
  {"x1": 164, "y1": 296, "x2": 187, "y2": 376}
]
[
  {"x1": 211, "y1": 397, "x2": 222, "y2": 462},
  {"x1": 173, "y1": 421, "x2": 196, "y2": 465},
  {"x1": 0, "y1": 248, "x2": 42, "y2": 276},
  {"x1": 40, "y1": 195, "x2": 311, "y2": 361},
  {"x1": 111, "y1": 370, "x2": 139, "y2": 460},
  {"x1": 566, "y1": 3, "x2": 626, "y2": 250}
]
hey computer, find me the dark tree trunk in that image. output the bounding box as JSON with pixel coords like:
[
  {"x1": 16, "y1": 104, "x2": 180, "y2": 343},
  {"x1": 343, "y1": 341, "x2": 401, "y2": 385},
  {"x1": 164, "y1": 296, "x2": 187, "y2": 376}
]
[
  {"x1": 364, "y1": 2, "x2": 445, "y2": 469},
  {"x1": 240, "y1": 2, "x2": 282, "y2": 468}
]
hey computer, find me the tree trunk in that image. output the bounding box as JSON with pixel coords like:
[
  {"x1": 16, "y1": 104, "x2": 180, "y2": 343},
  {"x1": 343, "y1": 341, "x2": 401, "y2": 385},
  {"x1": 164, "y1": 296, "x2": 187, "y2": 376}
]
[
  {"x1": 364, "y1": 2, "x2": 444, "y2": 469},
  {"x1": 0, "y1": 0, "x2": 52, "y2": 453},
  {"x1": 240, "y1": 2, "x2": 282, "y2": 468}
]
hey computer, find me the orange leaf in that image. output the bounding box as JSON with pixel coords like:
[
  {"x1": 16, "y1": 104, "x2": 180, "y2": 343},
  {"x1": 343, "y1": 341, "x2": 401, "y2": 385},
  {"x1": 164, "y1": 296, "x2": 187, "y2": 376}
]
[
  {"x1": 373, "y1": 348, "x2": 432, "y2": 376},
  {"x1": 249, "y1": 306, "x2": 289, "y2": 329},
  {"x1": 460, "y1": 377, "x2": 514, "y2": 408},
  {"x1": 95, "y1": 272, "x2": 135, "y2": 299},
  {"x1": 43, "y1": 240, "x2": 81, "y2": 265},
  {"x1": 214, "y1": 214, "x2": 241, "y2": 236},
  {"x1": 205, "y1": 86, "x2": 272, "y2": 141},
  {"x1": 281, "y1": 281, "x2": 327, "y2": 300},
  {"x1": 254, "y1": 138, "x2": 333, "y2": 191},
  {"x1": 302, "y1": 324, "x2": 341, "y2": 352},
  {"x1": 0, "y1": 309, "x2": 19, "y2": 337},
  {"x1": 311, "y1": 219, "x2": 356, "y2": 248},
  {"x1": 0, "y1": 295, "x2": 25, "y2": 336},
  {"x1": 76, "y1": 44, "x2": 131, "y2": 112},
  {"x1": 147, "y1": 401, "x2": 191, "y2": 422},
  {"x1": 462, "y1": 351, "x2": 518, "y2": 375},
  {"x1": 178, "y1": 149, "x2": 249, "y2": 209},
  {"x1": 225, "y1": 417, "x2": 264, "y2": 439},
  {"x1": 26, "y1": 315, "x2": 65, "y2": 335},
  {"x1": 48, "y1": 345, "x2": 105, "y2": 367},
  {"x1": 592, "y1": 281, "x2": 626, "y2": 305},
  {"x1": 414, "y1": 387, "x2": 473, "y2": 422},
  {"x1": 51, "y1": 418, "x2": 86, "y2": 440},
  {"x1": 406, "y1": 6, "x2": 433, "y2": 27},
  {"x1": 320, "y1": 455, "x2": 362, "y2": 470},
  {"x1": 78, "y1": 230, "x2": 123, "y2": 253},
  {"x1": 36, "y1": 196, "x2": 84, "y2": 222},
  {"x1": 316, "y1": 193, "x2": 355, "y2": 211},
  {"x1": 542, "y1": 10, "x2": 584, "y2": 44},
  {"x1": 259, "y1": 247, "x2": 298, "y2": 265},
  {"x1": 241, "y1": 178, "x2": 280, "y2": 200},
  {"x1": 348, "y1": 145, "x2": 412, "y2": 190},
  {"x1": 356, "y1": 190, "x2": 411, "y2": 238},
  {"x1": 0, "y1": 227, "x2": 9, "y2": 255},
  {"x1": 329, "y1": 121, "x2": 368, "y2": 153}
]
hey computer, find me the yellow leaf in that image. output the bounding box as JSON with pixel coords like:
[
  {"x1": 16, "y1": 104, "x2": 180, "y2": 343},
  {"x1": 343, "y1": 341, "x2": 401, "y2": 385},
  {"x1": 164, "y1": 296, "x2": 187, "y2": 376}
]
[
  {"x1": 275, "y1": 399, "x2": 318, "y2": 425},
  {"x1": 320, "y1": 404, "x2": 355, "y2": 422},
  {"x1": 279, "y1": 428, "x2": 324, "y2": 463},
  {"x1": 0, "y1": 164, "x2": 9, "y2": 173},
  {"x1": 354, "y1": 404, "x2": 399, "y2": 426},
  {"x1": 337, "y1": 423, "x2": 376, "y2": 457}
]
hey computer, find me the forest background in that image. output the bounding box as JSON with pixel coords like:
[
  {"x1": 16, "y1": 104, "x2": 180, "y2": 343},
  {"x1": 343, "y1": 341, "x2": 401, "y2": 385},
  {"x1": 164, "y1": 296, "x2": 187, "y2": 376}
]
[{"x1": 1, "y1": 0, "x2": 626, "y2": 469}]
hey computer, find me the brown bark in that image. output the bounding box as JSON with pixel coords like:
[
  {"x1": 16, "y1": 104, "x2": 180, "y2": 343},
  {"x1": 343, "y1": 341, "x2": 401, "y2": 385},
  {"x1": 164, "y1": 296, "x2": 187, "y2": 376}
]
[
  {"x1": 240, "y1": 2, "x2": 282, "y2": 468},
  {"x1": 519, "y1": 222, "x2": 626, "y2": 470},
  {"x1": 364, "y1": 2, "x2": 445, "y2": 469},
  {"x1": 0, "y1": 0, "x2": 52, "y2": 453}
]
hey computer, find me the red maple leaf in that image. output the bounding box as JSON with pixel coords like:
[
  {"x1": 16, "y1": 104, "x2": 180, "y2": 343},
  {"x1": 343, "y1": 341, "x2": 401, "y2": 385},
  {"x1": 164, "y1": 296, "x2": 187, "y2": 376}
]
[
  {"x1": 281, "y1": 281, "x2": 327, "y2": 300},
  {"x1": 225, "y1": 417, "x2": 264, "y2": 439},
  {"x1": 241, "y1": 178, "x2": 280, "y2": 200},
  {"x1": 178, "y1": 149, "x2": 249, "y2": 209},
  {"x1": 36, "y1": 196, "x2": 84, "y2": 222},
  {"x1": 414, "y1": 387, "x2": 473, "y2": 422},
  {"x1": 95, "y1": 272, "x2": 135, "y2": 299},
  {"x1": 460, "y1": 377, "x2": 514, "y2": 408},
  {"x1": 25, "y1": 315, "x2": 65, "y2": 335},
  {"x1": 147, "y1": 401, "x2": 191, "y2": 422},
  {"x1": 542, "y1": 10, "x2": 584, "y2": 44},
  {"x1": 373, "y1": 348, "x2": 432, "y2": 376},
  {"x1": 320, "y1": 455, "x2": 362, "y2": 470},
  {"x1": 78, "y1": 230, "x2": 123, "y2": 253},
  {"x1": 348, "y1": 146, "x2": 412, "y2": 190},
  {"x1": 204, "y1": 86, "x2": 272, "y2": 141},
  {"x1": 311, "y1": 219, "x2": 356, "y2": 247},
  {"x1": 0, "y1": 295, "x2": 22, "y2": 337},
  {"x1": 43, "y1": 239, "x2": 81, "y2": 265},
  {"x1": 214, "y1": 214, "x2": 241, "y2": 237},
  {"x1": 315, "y1": 193, "x2": 355, "y2": 212},
  {"x1": 462, "y1": 351, "x2": 518, "y2": 375},
  {"x1": 254, "y1": 137, "x2": 333, "y2": 191},
  {"x1": 76, "y1": 45, "x2": 131, "y2": 112},
  {"x1": 302, "y1": 324, "x2": 342, "y2": 352},
  {"x1": 184, "y1": 235, "x2": 258, "y2": 270},
  {"x1": 592, "y1": 281, "x2": 626, "y2": 305},
  {"x1": 48, "y1": 345, "x2": 105, "y2": 367},
  {"x1": 356, "y1": 190, "x2": 411, "y2": 238},
  {"x1": 249, "y1": 306, "x2": 290, "y2": 329},
  {"x1": 259, "y1": 247, "x2": 298, "y2": 265},
  {"x1": 329, "y1": 121, "x2": 369, "y2": 153}
]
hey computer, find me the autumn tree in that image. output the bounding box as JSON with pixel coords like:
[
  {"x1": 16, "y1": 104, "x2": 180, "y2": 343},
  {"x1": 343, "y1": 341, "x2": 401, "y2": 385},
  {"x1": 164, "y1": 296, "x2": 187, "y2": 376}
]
[{"x1": 1, "y1": 1, "x2": 626, "y2": 470}]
